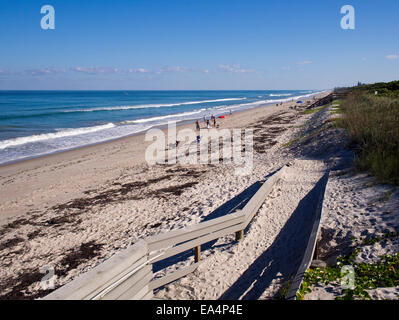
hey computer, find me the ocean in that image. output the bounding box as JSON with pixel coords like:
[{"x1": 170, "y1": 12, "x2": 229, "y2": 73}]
[{"x1": 0, "y1": 90, "x2": 322, "y2": 165}]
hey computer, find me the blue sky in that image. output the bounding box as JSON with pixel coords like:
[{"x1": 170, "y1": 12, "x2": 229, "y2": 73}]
[{"x1": 0, "y1": 0, "x2": 398, "y2": 90}]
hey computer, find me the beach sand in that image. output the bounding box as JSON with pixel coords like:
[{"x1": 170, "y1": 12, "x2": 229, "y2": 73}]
[
  {"x1": 153, "y1": 95, "x2": 399, "y2": 300},
  {"x1": 0, "y1": 93, "x2": 327, "y2": 223},
  {"x1": 4, "y1": 90, "x2": 397, "y2": 300}
]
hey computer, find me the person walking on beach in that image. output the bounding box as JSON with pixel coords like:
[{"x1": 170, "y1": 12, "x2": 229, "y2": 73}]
[
  {"x1": 195, "y1": 120, "x2": 200, "y2": 130},
  {"x1": 211, "y1": 114, "x2": 216, "y2": 127},
  {"x1": 206, "y1": 119, "x2": 210, "y2": 129}
]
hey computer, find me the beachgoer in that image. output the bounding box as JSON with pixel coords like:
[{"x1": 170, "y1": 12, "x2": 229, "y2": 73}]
[
  {"x1": 196, "y1": 135, "x2": 201, "y2": 143},
  {"x1": 229, "y1": 109, "x2": 232, "y2": 115},
  {"x1": 206, "y1": 119, "x2": 210, "y2": 129},
  {"x1": 195, "y1": 120, "x2": 200, "y2": 130},
  {"x1": 213, "y1": 117, "x2": 216, "y2": 126}
]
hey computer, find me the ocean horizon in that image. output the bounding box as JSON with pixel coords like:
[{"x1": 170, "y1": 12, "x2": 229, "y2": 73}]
[{"x1": 0, "y1": 90, "x2": 324, "y2": 165}]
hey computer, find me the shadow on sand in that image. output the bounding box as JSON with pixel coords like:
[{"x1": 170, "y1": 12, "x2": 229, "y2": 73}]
[
  {"x1": 153, "y1": 168, "x2": 282, "y2": 274},
  {"x1": 218, "y1": 173, "x2": 328, "y2": 300}
]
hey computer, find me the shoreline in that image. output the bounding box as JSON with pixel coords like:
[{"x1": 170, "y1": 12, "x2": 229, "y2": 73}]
[
  {"x1": 0, "y1": 90, "x2": 335, "y2": 299},
  {"x1": 0, "y1": 90, "x2": 328, "y2": 224},
  {"x1": 6, "y1": 87, "x2": 395, "y2": 301},
  {"x1": 0, "y1": 91, "x2": 328, "y2": 169}
]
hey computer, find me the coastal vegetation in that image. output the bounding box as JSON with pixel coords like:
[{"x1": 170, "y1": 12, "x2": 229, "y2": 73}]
[
  {"x1": 302, "y1": 105, "x2": 329, "y2": 115},
  {"x1": 298, "y1": 231, "x2": 399, "y2": 300},
  {"x1": 340, "y1": 81, "x2": 399, "y2": 185},
  {"x1": 297, "y1": 81, "x2": 399, "y2": 300},
  {"x1": 351, "y1": 80, "x2": 399, "y2": 98},
  {"x1": 297, "y1": 250, "x2": 399, "y2": 300}
]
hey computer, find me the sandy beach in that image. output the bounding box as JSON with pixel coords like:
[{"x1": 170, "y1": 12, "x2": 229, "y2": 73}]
[
  {"x1": 1, "y1": 0, "x2": 399, "y2": 304},
  {"x1": 1, "y1": 90, "x2": 398, "y2": 300},
  {"x1": 0, "y1": 93, "x2": 327, "y2": 223}
]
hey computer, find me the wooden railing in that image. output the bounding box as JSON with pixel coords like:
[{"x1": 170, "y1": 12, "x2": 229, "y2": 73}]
[
  {"x1": 44, "y1": 165, "x2": 286, "y2": 300},
  {"x1": 285, "y1": 171, "x2": 330, "y2": 300}
]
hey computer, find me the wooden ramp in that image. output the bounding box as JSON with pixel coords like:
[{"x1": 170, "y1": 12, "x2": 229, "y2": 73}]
[
  {"x1": 285, "y1": 171, "x2": 330, "y2": 300},
  {"x1": 217, "y1": 164, "x2": 330, "y2": 300}
]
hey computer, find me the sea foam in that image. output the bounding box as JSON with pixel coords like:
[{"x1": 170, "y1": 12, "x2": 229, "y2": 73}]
[
  {"x1": 62, "y1": 98, "x2": 246, "y2": 113},
  {"x1": 0, "y1": 123, "x2": 116, "y2": 150}
]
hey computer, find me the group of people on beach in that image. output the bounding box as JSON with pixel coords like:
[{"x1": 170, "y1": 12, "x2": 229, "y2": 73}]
[
  {"x1": 196, "y1": 114, "x2": 218, "y2": 131},
  {"x1": 193, "y1": 110, "x2": 232, "y2": 144},
  {"x1": 195, "y1": 116, "x2": 215, "y2": 144}
]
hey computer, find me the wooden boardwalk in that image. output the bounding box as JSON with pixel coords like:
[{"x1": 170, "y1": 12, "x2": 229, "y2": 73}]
[{"x1": 44, "y1": 164, "x2": 329, "y2": 300}]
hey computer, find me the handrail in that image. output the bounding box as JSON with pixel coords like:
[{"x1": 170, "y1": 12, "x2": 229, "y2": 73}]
[
  {"x1": 91, "y1": 251, "x2": 164, "y2": 300},
  {"x1": 285, "y1": 171, "x2": 330, "y2": 300},
  {"x1": 147, "y1": 211, "x2": 245, "y2": 252},
  {"x1": 43, "y1": 165, "x2": 287, "y2": 300}
]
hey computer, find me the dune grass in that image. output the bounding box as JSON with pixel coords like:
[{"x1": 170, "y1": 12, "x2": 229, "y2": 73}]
[
  {"x1": 325, "y1": 117, "x2": 343, "y2": 126},
  {"x1": 341, "y1": 92, "x2": 399, "y2": 185},
  {"x1": 302, "y1": 105, "x2": 328, "y2": 115},
  {"x1": 281, "y1": 137, "x2": 302, "y2": 148}
]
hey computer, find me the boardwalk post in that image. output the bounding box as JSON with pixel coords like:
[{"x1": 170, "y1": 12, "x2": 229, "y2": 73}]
[
  {"x1": 235, "y1": 230, "x2": 244, "y2": 241},
  {"x1": 313, "y1": 241, "x2": 319, "y2": 260},
  {"x1": 194, "y1": 246, "x2": 201, "y2": 263}
]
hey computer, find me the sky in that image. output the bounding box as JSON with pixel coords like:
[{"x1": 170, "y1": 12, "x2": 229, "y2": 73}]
[{"x1": 0, "y1": 0, "x2": 398, "y2": 90}]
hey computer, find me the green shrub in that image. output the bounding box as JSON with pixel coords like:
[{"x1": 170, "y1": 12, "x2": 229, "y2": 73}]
[
  {"x1": 352, "y1": 80, "x2": 399, "y2": 98},
  {"x1": 342, "y1": 93, "x2": 399, "y2": 185}
]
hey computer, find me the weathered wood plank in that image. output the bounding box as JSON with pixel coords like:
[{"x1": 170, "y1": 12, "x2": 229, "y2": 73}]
[
  {"x1": 151, "y1": 222, "x2": 246, "y2": 263},
  {"x1": 285, "y1": 171, "x2": 330, "y2": 300},
  {"x1": 101, "y1": 265, "x2": 152, "y2": 300},
  {"x1": 147, "y1": 212, "x2": 245, "y2": 252},
  {"x1": 43, "y1": 240, "x2": 148, "y2": 300},
  {"x1": 140, "y1": 288, "x2": 154, "y2": 300},
  {"x1": 113, "y1": 268, "x2": 153, "y2": 300},
  {"x1": 130, "y1": 284, "x2": 152, "y2": 300},
  {"x1": 149, "y1": 263, "x2": 199, "y2": 291},
  {"x1": 242, "y1": 167, "x2": 284, "y2": 224}
]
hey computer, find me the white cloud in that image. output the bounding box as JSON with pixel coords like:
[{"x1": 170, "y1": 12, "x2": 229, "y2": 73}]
[
  {"x1": 127, "y1": 68, "x2": 149, "y2": 73},
  {"x1": 71, "y1": 67, "x2": 121, "y2": 74},
  {"x1": 25, "y1": 68, "x2": 65, "y2": 76},
  {"x1": 297, "y1": 60, "x2": 312, "y2": 65},
  {"x1": 386, "y1": 54, "x2": 399, "y2": 60},
  {"x1": 0, "y1": 69, "x2": 19, "y2": 76},
  {"x1": 157, "y1": 66, "x2": 192, "y2": 74},
  {"x1": 218, "y1": 64, "x2": 255, "y2": 73}
]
